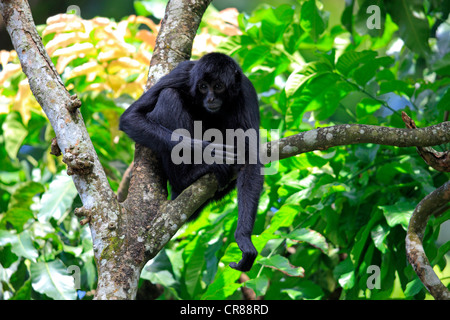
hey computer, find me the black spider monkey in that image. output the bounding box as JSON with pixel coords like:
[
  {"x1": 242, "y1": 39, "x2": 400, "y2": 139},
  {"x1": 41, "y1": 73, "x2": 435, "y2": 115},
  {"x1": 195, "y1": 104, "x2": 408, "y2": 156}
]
[{"x1": 119, "y1": 52, "x2": 263, "y2": 272}]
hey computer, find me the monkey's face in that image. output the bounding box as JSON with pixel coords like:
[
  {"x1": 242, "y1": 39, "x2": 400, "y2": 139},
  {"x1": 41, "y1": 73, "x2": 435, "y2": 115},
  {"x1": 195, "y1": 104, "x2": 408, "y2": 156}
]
[{"x1": 197, "y1": 80, "x2": 226, "y2": 113}]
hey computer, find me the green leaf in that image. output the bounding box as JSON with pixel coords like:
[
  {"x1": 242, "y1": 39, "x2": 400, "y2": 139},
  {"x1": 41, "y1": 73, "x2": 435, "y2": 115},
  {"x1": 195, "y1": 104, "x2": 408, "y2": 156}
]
[
  {"x1": 30, "y1": 260, "x2": 77, "y2": 300},
  {"x1": 2, "y1": 208, "x2": 34, "y2": 232},
  {"x1": 404, "y1": 278, "x2": 424, "y2": 297},
  {"x1": 38, "y1": 172, "x2": 78, "y2": 222},
  {"x1": 351, "y1": 210, "x2": 383, "y2": 265},
  {"x1": 133, "y1": 0, "x2": 167, "y2": 19},
  {"x1": 283, "y1": 23, "x2": 304, "y2": 54},
  {"x1": 285, "y1": 228, "x2": 329, "y2": 253},
  {"x1": 432, "y1": 240, "x2": 450, "y2": 265},
  {"x1": 336, "y1": 51, "x2": 378, "y2": 76},
  {"x1": 201, "y1": 268, "x2": 242, "y2": 300},
  {"x1": 378, "y1": 203, "x2": 415, "y2": 230},
  {"x1": 281, "y1": 280, "x2": 324, "y2": 300},
  {"x1": 300, "y1": 0, "x2": 325, "y2": 41},
  {"x1": 265, "y1": 204, "x2": 299, "y2": 233},
  {"x1": 370, "y1": 223, "x2": 390, "y2": 254},
  {"x1": 8, "y1": 181, "x2": 44, "y2": 210},
  {"x1": 183, "y1": 236, "x2": 206, "y2": 298},
  {"x1": 242, "y1": 46, "x2": 271, "y2": 71},
  {"x1": 353, "y1": 56, "x2": 394, "y2": 86},
  {"x1": 2, "y1": 112, "x2": 28, "y2": 159},
  {"x1": 10, "y1": 279, "x2": 32, "y2": 300},
  {"x1": 333, "y1": 258, "x2": 355, "y2": 290},
  {"x1": 0, "y1": 230, "x2": 16, "y2": 246},
  {"x1": 244, "y1": 274, "x2": 269, "y2": 296},
  {"x1": 287, "y1": 72, "x2": 349, "y2": 122},
  {"x1": 7, "y1": 231, "x2": 39, "y2": 261},
  {"x1": 436, "y1": 88, "x2": 450, "y2": 111},
  {"x1": 386, "y1": 0, "x2": 430, "y2": 56},
  {"x1": 285, "y1": 62, "x2": 332, "y2": 97},
  {"x1": 257, "y1": 255, "x2": 305, "y2": 277},
  {"x1": 261, "y1": 20, "x2": 286, "y2": 43},
  {"x1": 379, "y1": 80, "x2": 414, "y2": 96},
  {"x1": 433, "y1": 52, "x2": 450, "y2": 76}
]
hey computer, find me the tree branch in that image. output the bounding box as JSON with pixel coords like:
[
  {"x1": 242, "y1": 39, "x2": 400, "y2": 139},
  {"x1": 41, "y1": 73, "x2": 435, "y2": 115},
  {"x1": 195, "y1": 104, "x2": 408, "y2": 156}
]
[
  {"x1": 0, "y1": 0, "x2": 120, "y2": 284},
  {"x1": 405, "y1": 181, "x2": 450, "y2": 300},
  {"x1": 268, "y1": 122, "x2": 450, "y2": 161}
]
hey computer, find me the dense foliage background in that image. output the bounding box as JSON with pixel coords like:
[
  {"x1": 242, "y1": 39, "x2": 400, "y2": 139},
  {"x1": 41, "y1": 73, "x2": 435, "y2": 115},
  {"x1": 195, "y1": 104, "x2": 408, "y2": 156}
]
[{"x1": 0, "y1": 0, "x2": 449, "y2": 300}]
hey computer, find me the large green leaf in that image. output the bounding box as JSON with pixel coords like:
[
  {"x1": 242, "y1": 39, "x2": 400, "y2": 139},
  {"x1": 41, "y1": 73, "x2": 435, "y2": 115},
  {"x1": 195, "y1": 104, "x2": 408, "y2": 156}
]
[
  {"x1": 285, "y1": 228, "x2": 329, "y2": 254},
  {"x1": 30, "y1": 260, "x2": 77, "y2": 300},
  {"x1": 2, "y1": 230, "x2": 39, "y2": 261},
  {"x1": 336, "y1": 51, "x2": 378, "y2": 77},
  {"x1": 281, "y1": 280, "x2": 324, "y2": 300},
  {"x1": 258, "y1": 255, "x2": 305, "y2": 277},
  {"x1": 265, "y1": 204, "x2": 300, "y2": 233},
  {"x1": 38, "y1": 172, "x2": 78, "y2": 222},
  {"x1": 242, "y1": 45, "x2": 271, "y2": 71},
  {"x1": 201, "y1": 268, "x2": 242, "y2": 300},
  {"x1": 183, "y1": 236, "x2": 206, "y2": 298},
  {"x1": 300, "y1": 0, "x2": 325, "y2": 41},
  {"x1": 2, "y1": 112, "x2": 28, "y2": 159},
  {"x1": 436, "y1": 88, "x2": 450, "y2": 111},
  {"x1": 8, "y1": 181, "x2": 44, "y2": 211},
  {"x1": 378, "y1": 202, "x2": 415, "y2": 231},
  {"x1": 285, "y1": 61, "x2": 333, "y2": 97},
  {"x1": 244, "y1": 274, "x2": 269, "y2": 296},
  {"x1": 386, "y1": 0, "x2": 430, "y2": 56},
  {"x1": 2, "y1": 208, "x2": 34, "y2": 232},
  {"x1": 333, "y1": 257, "x2": 355, "y2": 290}
]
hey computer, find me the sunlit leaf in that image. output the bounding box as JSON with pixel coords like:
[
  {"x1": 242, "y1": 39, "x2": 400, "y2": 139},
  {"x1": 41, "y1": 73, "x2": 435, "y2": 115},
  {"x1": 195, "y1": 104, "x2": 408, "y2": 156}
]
[
  {"x1": 30, "y1": 260, "x2": 77, "y2": 300},
  {"x1": 386, "y1": 0, "x2": 430, "y2": 56},
  {"x1": 378, "y1": 203, "x2": 414, "y2": 230},
  {"x1": 282, "y1": 280, "x2": 324, "y2": 300},
  {"x1": 201, "y1": 268, "x2": 242, "y2": 300},
  {"x1": 285, "y1": 228, "x2": 329, "y2": 253},
  {"x1": 38, "y1": 172, "x2": 78, "y2": 223},
  {"x1": 245, "y1": 274, "x2": 269, "y2": 296},
  {"x1": 2, "y1": 112, "x2": 28, "y2": 159},
  {"x1": 333, "y1": 258, "x2": 355, "y2": 290},
  {"x1": 300, "y1": 0, "x2": 325, "y2": 41},
  {"x1": 8, "y1": 231, "x2": 39, "y2": 261},
  {"x1": 258, "y1": 255, "x2": 305, "y2": 277},
  {"x1": 336, "y1": 51, "x2": 377, "y2": 76}
]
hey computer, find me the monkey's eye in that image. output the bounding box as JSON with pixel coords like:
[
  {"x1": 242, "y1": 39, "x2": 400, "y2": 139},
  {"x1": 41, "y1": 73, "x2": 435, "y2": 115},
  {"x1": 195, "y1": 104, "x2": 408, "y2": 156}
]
[
  {"x1": 198, "y1": 82, "x2": 208, "y2": 92},
  {"x1": 214, "y1": 83, "x2": 224, "y2": 92}
]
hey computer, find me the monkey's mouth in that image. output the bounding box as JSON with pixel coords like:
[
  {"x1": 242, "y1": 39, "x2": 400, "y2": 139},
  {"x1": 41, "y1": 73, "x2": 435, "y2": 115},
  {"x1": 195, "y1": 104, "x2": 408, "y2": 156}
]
[{"x1": 205, "y1": 103, "x2": 221, "y2": 113}]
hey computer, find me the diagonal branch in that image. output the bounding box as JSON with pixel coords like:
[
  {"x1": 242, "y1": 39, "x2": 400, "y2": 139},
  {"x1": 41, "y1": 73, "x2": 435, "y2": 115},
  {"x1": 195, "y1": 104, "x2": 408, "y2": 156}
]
[
  {"x1": 405, "y1": 181, "x2": 450, "y2": 300},
  {"x1": 0, "y1": 0, "x2": 119, "y2": 264}
]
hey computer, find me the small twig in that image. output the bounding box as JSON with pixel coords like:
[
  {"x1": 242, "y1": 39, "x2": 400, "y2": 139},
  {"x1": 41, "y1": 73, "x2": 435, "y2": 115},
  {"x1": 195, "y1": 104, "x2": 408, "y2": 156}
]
[
  {"x1": 401, "y1": 111, "x2": 450, "y2": 172},
  {"x1": 50, "y1": 137, "x2": 61, "y2": 156},
  {"x1": 117, "y1": 162, "x2": 134, "y2": 202}
]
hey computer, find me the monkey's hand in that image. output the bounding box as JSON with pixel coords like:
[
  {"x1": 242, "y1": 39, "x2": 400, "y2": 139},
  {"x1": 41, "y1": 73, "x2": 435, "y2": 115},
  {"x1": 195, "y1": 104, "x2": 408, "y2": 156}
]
[
  {"x1": 205, "y1": 142, "x2": 237, "y2": 164},
  {"x1": 171, "y1": 132, "x2": 236, "y2": 163}
]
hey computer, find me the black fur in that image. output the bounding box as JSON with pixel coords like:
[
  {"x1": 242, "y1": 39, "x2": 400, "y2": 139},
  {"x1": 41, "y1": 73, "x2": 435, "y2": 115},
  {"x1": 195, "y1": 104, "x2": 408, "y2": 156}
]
[{"x1": 119, "y1": 53, "x2": 263, "y2": 271}]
